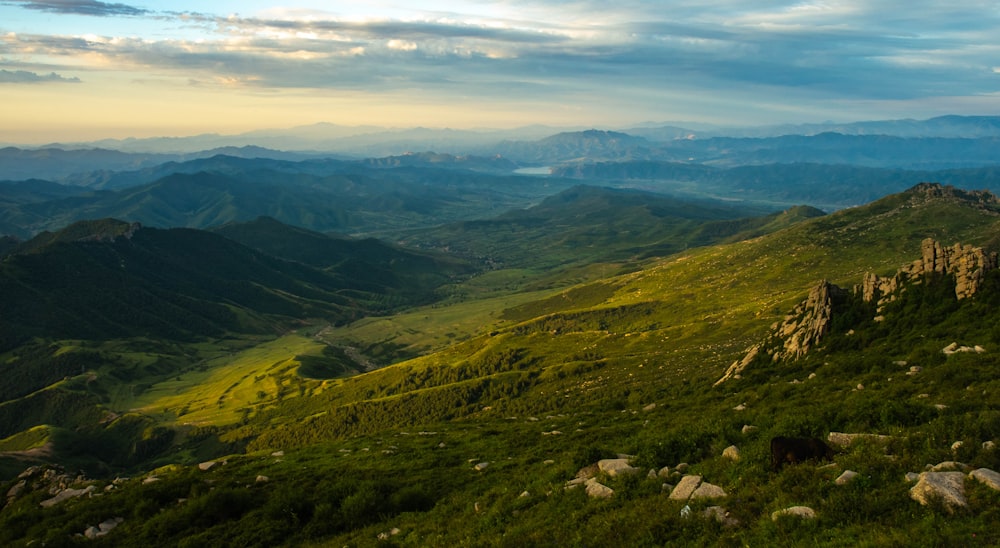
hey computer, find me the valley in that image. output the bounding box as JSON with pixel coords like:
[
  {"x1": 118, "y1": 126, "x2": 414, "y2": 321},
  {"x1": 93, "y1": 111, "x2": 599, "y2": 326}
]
[{"x1": 1, "y1": 119, "x2": 1000, "y2": 546}]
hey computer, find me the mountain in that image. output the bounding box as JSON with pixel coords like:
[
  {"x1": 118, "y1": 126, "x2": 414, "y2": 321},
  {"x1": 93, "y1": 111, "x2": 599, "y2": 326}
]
[
  {"x1": 0, "y1": 166, "x2": 577, "y2": 239},
  {"x1": 631, "y1": 115, "x2": 1000, "y2": 139},
  {"x1": 3, "y1": 183, "x2": 1000, "y2": 546}
]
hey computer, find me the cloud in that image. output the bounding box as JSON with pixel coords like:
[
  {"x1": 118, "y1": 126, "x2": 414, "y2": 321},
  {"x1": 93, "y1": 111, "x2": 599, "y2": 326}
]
[
  {"x1": 6, "y1": 0, "x2": 148, "y2": 17},
  {"x1": 0, "y1": 68, "x2": 80, "y2": 83}
]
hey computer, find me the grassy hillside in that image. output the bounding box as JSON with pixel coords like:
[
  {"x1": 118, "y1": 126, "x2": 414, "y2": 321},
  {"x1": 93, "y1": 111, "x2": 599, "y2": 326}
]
[{"x1": 3, "y1": 184, "x2": 1000, "y2": 546}]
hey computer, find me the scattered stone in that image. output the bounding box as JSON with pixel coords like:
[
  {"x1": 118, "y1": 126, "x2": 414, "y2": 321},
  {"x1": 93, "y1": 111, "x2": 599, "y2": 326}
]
[
  {"x1": 657, "y1": 466, "x2": 671, "y2": 479},
  {"x1": 983, "y1": 441, "x2": 996, "y2": 452},
  {"x1": 732, "y1": 403, "x2": 747, "y2": 411},
  {"x1": 543, "y1": 460, "x2": 555, "y2": 465},
  {"x1": 438, "y1": 442, "x2": 447, "y2": 448},
  {"x1": 255, "y1": 475, "x2": 269, "y2": 483},
  {"x1": 270, "y1": 451, "x2": 284, "y2": 457},
  {"x1": 970, "y1": 468, "x2": 1000, "y2": 491},
  {"x1": 934, "y1": 404, "x2": 949, "y2": 410},
  {"x1": 690, "y1": 482, "x2": 727, "y2": 499},
  {"x1": 835, "y1": 470, "x2": 859, "y2": 485},
  {"x1": 906, "y1": 472, "x2": 921, "y2": 482},
  {"x1": 643, "y1": 403, "x2": 657, "y2": 412},
  {"x1": 585, "y1": 478, "x2": 614, "y2": 499},
  {"x1": 142, "y1": 476, "x2": 160, "y2": 484},
  {"x1": 198, "y1": 461, "x2": 217, "y2": 471},
  {"x1": 722, "y1": 445, "x2": 740, "y2": 461},
  {"x1": 910, "y1": 471, "x2": 967, "y2": 512},
  {"x1": 598, "y1": 458, "x2": 640, "y2": 477},
  {"x1": 6, "y1": 480, "x2": 26, "y2": 501},
  {"x1": 741, "y1": 424, "x2": 758, "y2": 435},
  {"x1": 377, "y1": 527, "x2": 402, "y2": 540},
  {"x1": 647, "y1": 469, "x2": 658, "y2": 480},
  {"x1": 951, "y1": 441, "x2": 964, "y2": 453},
  {"x1": 808, "y1": 372, "x2": 817, "y2": 379},
  {"x1": 474, "y1": 462, "x2": 490, "y2": 471},
  {"x1": 519, "y1": 491, "x2": 530, "y2": 498},
  {"x1": 675, "y1": 463, "x2": 689, "y2": 473},
  {"x1": 772, "y1": 506, "x2": 816, "y2": 520},
  {"x1": 669, "y1": 475, "x2": 702, "y2": 501}
]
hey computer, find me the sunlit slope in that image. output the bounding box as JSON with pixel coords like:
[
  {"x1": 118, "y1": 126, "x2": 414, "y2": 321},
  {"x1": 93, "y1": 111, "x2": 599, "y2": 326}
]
[{"x1": 244, "y1": 184, "x2": 1000, "y2": 448}]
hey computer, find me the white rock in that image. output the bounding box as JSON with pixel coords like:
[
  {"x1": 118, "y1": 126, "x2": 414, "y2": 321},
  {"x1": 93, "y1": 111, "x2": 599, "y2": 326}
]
[
  {"x1": 722, "y1": 445, "x2": 740, "y2": 461},
  {"x1": 198, "y1": 461, "x2": 217, "y2": 471},
  {"x1": 597, "y1": 458, "x2": 639, "y2": 477},
  {"x1": 951, "y1": 441, "x2": 964, "y2": 453},
  {"x1": 741, "y1": 424, "x2": 758, "y2": 435},
  {"x1": 835, "y1": 470, "x2": 859, "y2": 485},
  {"x1": 585, "y1": 478, "x2": 614, "y2": 499},
  {"x1": 910, "y1": 472, "x2": 967, "y2": 511},
  {"x1": 970, "y1": 468, "x2": 1000, "y2": 491},
  {"x1": 669, "y1": 475, "x2": 702, "y2": 501},
  {"x1": 690, "y1": 482, "x2": 727, "y2": 499},
  {"x1": 474, "y1": 462, "x2": 490, "y2": 471},
  {"x1": 771, "y1": 506, "x2": 816, "y2": 520}
]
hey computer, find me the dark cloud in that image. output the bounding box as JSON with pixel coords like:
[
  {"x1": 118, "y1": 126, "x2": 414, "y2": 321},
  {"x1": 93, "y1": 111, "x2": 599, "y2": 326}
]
[
  {"x1": 0, "y1": 68, "x2": 80, "y2": 83},
  {"x1": 8, "y1": 0, "x2": 148, "y2": 17}
]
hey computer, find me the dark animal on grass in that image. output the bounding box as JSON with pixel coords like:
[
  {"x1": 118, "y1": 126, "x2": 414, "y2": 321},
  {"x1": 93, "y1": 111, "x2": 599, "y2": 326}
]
[{"x1": 770, "y1": 436, "x2": 835, "y2": 471}]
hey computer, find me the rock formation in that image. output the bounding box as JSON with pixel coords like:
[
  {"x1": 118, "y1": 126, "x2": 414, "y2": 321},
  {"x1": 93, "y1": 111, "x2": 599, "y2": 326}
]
[{"x1": 717, "y1": 238, "x2": 997, "y2": 385}]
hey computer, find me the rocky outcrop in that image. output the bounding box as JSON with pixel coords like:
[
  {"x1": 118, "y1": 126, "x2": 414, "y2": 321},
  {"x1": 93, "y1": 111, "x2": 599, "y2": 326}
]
[
  {"x1": 717, "y1": 237, "x2": 997, "y2": 384},
  {"x1": 860, "y1": 238, "x2": 998, "y2": 310}
]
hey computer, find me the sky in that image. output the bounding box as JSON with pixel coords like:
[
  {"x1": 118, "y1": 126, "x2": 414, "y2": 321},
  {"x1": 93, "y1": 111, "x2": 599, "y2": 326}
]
[{"x1": 1, "y1": 0, "x2": 999, "y2": 143}]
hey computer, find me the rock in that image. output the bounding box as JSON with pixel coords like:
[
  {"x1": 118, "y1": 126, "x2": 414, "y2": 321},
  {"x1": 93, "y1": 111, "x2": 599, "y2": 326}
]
[
  {"x1": 984, "y1": 441, "x2": 997, "y2": 451},
  {"x1": 732, "y1": 403, "x2": 747, "y2": 411},
  {"x1": 647, "y1": 469, "x2": 658, "y2": 480},
  {"x1": 643, "y1": 403, "x2": 657, "y2": 412},
  {"x1": 657, "y1": 466, "x2": 671, "y2": 479},
  {"x1": 597, "y1": 458, "x2": 640, "y2": 477},
  {"x1": 519, "y1": 490, "x2": 530, "y2": 498},
  {"x1": 6, "y1": 480, "x2": 26, "y2": 501},
  {"x1": 827, "y1": 432, "x2": 893, "y2": 449},
  {"x1": 669, "y1": 475, "x2": 702, "y2": 501},
  {"x1": 585, "y1": 478, "x2": 614, "y2": 499},
  {"x1": 772, "y1": 506, "x2": 816, "y2": 520},
  {"x1": 703, "y1": 506, "x2": 739, "y2": 527},
  {"x1": 39, "y1": 485, "x2": 95, "y2": 508},
  {"x1": 675, "y1": 463, "x2": 689, "y2": 473},
  {"x1": 474, "y1": 462, "x2": 490, "y2": 471},
  {"x1": 722, "y1": 445, "x2": 740, "y2": 461},
  {"x1": 910, "y1": 471, "x2": 967, "y2": 512},
  {"x1": 928, "y1": 461, "x2": 969, "y2": 472},
  {"x1": 198, "y1": 461, "x2": 217, "y2": 471},
  {"x1": 905, "y1": 472, "x2": 921, "y2": 482},
  {"x1": 84, "y1": 526, "x2": 101, "y2": 540},
  {"x1": 270, "y1": 451, "x2": 284, "y2": 457},
  {"x1": 970, "y1": 468, "x2": 1000, "y2": 491},
  {"x1": 835, "y1": 470, "x2": 859, "y2": 485},
  {"x1": 255, "y1": 475, "x2": 269, "y2": 483},
  {"x1": 690, "y1": 482, "x2": 727, "y2": 499},
  {"x1": 575, "y1": 464, "x2": 599, "y2": 480},
  {"x1": 951, "y1": 441, "x2": 964, "y2": 453},
  {"x1": 741, "y1": 424, "x2": 758, "y2": 435}
]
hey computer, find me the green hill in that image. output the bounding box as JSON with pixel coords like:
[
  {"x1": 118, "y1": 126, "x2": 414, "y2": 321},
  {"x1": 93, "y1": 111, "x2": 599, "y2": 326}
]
[{"x1": 3, "y1": 184, "x2": 1000, "y2": 546}]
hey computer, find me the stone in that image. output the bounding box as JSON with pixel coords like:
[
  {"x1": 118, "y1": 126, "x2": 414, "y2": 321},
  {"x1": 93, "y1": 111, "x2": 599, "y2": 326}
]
[
  {"x1": 597, "y1": 458, "x2": 640, "y2": 477},
  {"x1": 771, "y1": 506, "x2": 816, "y2": 520},
  {"x1": 722, "y1": 445, "x2": 740, "y2": 461},
  {"x1": 198, "y1": 461, "x2": 217, "y2": 471},
  {"x1": 39, "y1": 485, "x2": 95, "y2": 508},
  {"x1": 741, "y1": 424, "x2": 758, "y2": 435},
  {"x1": 905, "y1": 472, "x2": 921, "y2": 482},
  {"x1": 474, "y1": 462, "x2": 490, "y2": 471},
  {"x1": 690, "y1": 482, "x2": 727, "y2": 499},
  {"x1": 910, "y1": 471, "x2": 967, "y2": 511},
  {"x1": 657, "y1": 466, "x2": 671, "y2": 478},
  {"x1": 835, "y1": 470, "x2": 859, "y2": 485},
  {"x1": 643, "y1": 403, "x2": 657, "y2": 412},
  {"x1": 983, "y1": 441, "x2": 996, "y2": 452},
  {"x1": 951, "y1": 441, "x2": 964, "y2": 453},
  {"x1": 970, "y1": 468, "x2": 1000, "y2": 491},
  {"x1": 255, "y1": 475, "x2": 269, "y2": 483},
  {"x1": 827, "y1": 432, "x2": 893, "y2": 449},
  {"x1": 669, "y1": 475, "x2": 702, "y2": 501},
  {"x1": 6, "y1": 480, "x2": 26, "y2": 501},
  {"x1": 929, "y1": 461, "x2": 969, "y2": 472},
  {"x1": 585, "y1": 478, "x2": 614, "y2": 499}
]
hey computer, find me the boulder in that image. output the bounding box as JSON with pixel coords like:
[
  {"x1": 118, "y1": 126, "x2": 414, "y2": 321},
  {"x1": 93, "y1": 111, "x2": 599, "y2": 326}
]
[
  {"x1": 669, "y1": 475, "x2": 702, "y2": 501},
  {"x1": 772, "y1": 506, "x2": 816, "y2": 520},
  {"x1": 909, "y1": 471, "x2": 967, "y2": 512},
  {"x1": 835, "y1": 470, "x2": 859, "y2": 485},
  {"x1": 40, "y1": 485, "x2": 95, "y2": 508},
  {"x1": 598, "y1": 458, "x2": 640, "y2": 477},
  {"x1": 970, "y1": 468, "x2": 1000, "y2": 491},
  {"x1": 928, "y1": 461, "x2": 969, "y2": 472},
  {"x1": 656, "y1": 466, "x2": 671, "y2": 479},
  {"x1": 690, "y1": 482, "x2": 727, "y2": 499},
  {"x1": 585, "y1": 478, "x2": 614, "y2": 499},
  {"x1": 722, "y1": 445, "x2": 740, "y2": 461}
]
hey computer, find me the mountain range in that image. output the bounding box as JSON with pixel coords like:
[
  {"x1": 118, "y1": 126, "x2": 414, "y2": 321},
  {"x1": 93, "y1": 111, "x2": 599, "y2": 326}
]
[{"x1": 2, "y1": 116, "x2": 1000, "y2": 545}]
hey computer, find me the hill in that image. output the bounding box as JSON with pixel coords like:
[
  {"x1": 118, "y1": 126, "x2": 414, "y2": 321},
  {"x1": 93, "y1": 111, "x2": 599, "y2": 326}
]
[{"x1": 2, "y1": 184, "x2": 1000, "y2": 546}]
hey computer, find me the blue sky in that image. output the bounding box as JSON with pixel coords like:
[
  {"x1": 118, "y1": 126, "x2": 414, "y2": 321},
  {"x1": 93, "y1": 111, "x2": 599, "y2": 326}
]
[{"x1": 1, "y1": 0, "x2": 998, "y2": 143}]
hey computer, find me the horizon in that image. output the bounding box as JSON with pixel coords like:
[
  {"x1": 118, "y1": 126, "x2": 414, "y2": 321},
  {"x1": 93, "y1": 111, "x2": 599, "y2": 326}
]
[{"x1": 2, "y1": 1, "x2": 999, "y2": 144}]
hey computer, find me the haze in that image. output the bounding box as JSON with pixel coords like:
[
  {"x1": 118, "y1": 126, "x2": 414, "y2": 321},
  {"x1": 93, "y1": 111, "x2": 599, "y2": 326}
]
[{"x1": 1, "y1": 0, "x2": 999, "y2": 143}]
